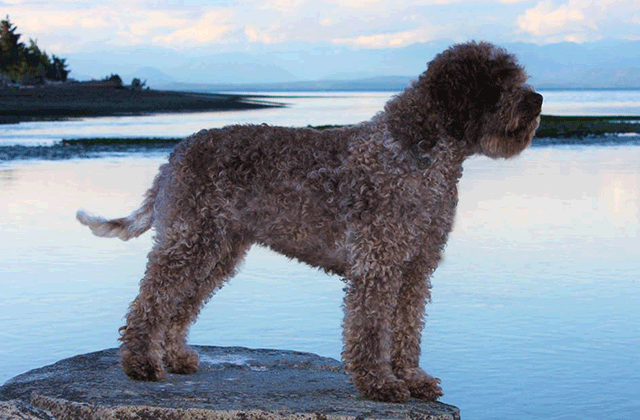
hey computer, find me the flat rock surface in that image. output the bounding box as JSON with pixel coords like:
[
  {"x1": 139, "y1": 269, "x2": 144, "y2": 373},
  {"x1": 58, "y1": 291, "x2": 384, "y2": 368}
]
[{"x1": 0, "y1": 346, "x2": 460, "y2": 420}]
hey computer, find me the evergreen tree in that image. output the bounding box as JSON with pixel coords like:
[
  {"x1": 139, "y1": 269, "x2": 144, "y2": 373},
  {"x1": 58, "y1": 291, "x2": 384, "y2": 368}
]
[
  {"x1": 0, "y1": 15, "x2": 24, "y2": 76},
  {"x1": 49, "y1": 55, "x2": 69, "y2": 82},
  {"x1": 0, "y1": 16, "x2": 69, "y2": 83}
]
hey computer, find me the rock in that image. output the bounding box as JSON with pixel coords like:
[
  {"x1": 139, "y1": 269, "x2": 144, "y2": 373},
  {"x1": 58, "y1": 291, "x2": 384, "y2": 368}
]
[
  {"x1": 0, "y1": 346, "x2": 460, "y2": 420},
  {"x1": 0, "y1": 399, "x2": 56, "y2": 420}
]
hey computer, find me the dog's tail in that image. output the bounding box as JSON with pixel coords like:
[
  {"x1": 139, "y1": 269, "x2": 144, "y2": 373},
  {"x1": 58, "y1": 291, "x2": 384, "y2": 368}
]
[
  {"x1": 76, "y1": 166, "x2": 163, "y2": 241},
  {"x1": 76, "y1": 204, "x2": 153, "y2": 241}
]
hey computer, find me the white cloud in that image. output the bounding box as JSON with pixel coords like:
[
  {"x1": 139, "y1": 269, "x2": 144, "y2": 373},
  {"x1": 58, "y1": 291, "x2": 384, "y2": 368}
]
[
  {"x1": 328, "y1": 0, "x2": 501, "y2": 9},
  {"x1": 245, "y1": 24, "x2": 288, "y2": 44},
  {"x1": 256, "y1": 0, "x2": 306, "y2": 12},
  {"x1": 517, "y1": 0, "x2": 589, "y2": 37},
  {"x1": 2, "y1": 0, "x2": 639, "y2": 56},
  {"x1": 151, "y1": 10, "x2": 235, "y2": 46},
  {"x1": 126, "y1": 11, "x2": 188, "y2": 37},
  {"x1": 2, "y1": 2, "x2": 238, "y2": 50},
  {"x1": 239, "y1": 0, "x2": 456, "y2": 47},
  {"x1": 332, "y1": 28, "x2": 434, "y2": 48},
  {"x1": 8, "y1": 8, "x2": 111, "y2": 33},
  {"x1": 517, "y1": 0, "x2": 640, "y2": 42}
]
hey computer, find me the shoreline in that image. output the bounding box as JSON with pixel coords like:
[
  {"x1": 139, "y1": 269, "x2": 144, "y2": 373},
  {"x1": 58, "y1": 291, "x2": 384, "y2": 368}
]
[
  {"x1": 1, "y1": 89, "x2": 640, "y2": 162},
  {"x1": 1, "y1": 123, "x2": 639, "y2": 162},
  {"x1": 0, "y1": 85, "x2": 285, "y2": 124}
]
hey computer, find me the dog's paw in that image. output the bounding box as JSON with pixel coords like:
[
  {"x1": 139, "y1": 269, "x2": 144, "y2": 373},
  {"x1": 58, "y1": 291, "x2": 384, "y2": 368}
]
[
  {"x1": 165, "y1": 346, "x2": 199, "y2": 375},
  {"x1": 358, "y1": 375, "x2": 411, "y2": 403},
  {"x1": 120, "y1": 345, "x2": 166, "y2": 382},
  {"x1": 399, "y1": 368, "x2": 444, "y2": 401}
]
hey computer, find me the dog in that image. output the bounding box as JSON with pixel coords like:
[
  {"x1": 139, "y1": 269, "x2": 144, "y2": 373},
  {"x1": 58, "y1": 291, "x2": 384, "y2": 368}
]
[{"x1": 77, "y1": 41, "x2": 542, "y2": 402}]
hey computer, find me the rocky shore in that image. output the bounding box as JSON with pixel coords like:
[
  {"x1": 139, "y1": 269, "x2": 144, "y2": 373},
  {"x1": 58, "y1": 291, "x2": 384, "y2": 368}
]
[{"x1": 0, "y1": 346, "x2": 460, "y2": 420}]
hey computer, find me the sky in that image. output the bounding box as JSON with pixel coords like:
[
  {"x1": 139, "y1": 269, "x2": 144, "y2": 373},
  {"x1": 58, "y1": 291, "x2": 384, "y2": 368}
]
[
  {"x1": 4, "y1": 0, "x2": 639, "y2": 53},
  {"x1": 2, "y1": 0, "x2": 640, "y2": 83}
]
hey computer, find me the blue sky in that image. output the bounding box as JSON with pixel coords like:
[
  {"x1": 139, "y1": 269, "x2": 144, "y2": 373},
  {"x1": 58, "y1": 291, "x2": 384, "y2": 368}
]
[{"x1": 4, "y1": 0, "x2": 639, "y2": 53}]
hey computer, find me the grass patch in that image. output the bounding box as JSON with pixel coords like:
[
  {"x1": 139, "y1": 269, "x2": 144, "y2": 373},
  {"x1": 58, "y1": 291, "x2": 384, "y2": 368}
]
[
  {"x1": 3, "y1": 115, "x2": 639, "y2": 162},
  {"x1": 536, "y1": 115, "x2": 640, "y2": 138},
  {"x1": 308, "y1": 124, "x2": 346, "y2": 131}
]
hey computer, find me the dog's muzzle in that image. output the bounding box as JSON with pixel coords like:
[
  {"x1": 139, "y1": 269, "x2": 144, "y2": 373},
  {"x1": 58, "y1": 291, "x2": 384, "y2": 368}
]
[{"x1": 524, "y1": 92, "x2": 544, "y2": 118}]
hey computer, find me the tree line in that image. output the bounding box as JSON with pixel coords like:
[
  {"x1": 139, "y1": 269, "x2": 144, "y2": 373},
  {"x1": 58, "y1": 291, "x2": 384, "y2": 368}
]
[{"x1": 1, "y1": 16, "x2": 69, "y2": 84}]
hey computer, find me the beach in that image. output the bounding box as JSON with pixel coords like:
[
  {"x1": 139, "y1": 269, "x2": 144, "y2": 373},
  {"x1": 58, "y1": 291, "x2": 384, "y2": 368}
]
[{"x1": 0, "y1": 84, "x2": 283, "y2": 124}]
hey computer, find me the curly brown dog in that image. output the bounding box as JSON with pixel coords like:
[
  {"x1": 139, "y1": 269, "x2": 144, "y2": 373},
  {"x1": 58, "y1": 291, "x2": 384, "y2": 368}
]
[{"x1": 77, "y1": 41, "x2": 542, "y2": 403}]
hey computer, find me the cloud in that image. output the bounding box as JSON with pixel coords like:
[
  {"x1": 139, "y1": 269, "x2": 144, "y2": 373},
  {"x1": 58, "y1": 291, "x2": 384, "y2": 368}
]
[
  {"x1": 8, "y1": 8, "x2": 112, "y2": 33},
  {"x1": 240, "y1": 0, "x2": 455, "y2": 47},
  {"x1": 4, "y1": 0, "x2": 523, "y2": 52},
  {"x1": 126, "y1": 11, "x2": 188, "y2": 38},
  {"x1": 2, "y1": 0, "x2": 639, "y2": 57},
  {"x1": 151, "y1": 10, "x2": 235, "y2": 46},
  {"x1": 517, "y1": 0, "x2": 640, "y2": 42},
  {"x1": 245, "y1": 24, "x2": 289, "y2": 44},
  {"x1": 517, "y1": 1, "x2": 589, "y2": 37},
  {"x1": 2, "y1": 2, "x2": 238, "y2": 50},
  {"x1": 332, "y1": 29, "x2": 433, "y2": 48},
  {"x1": 327, "y1": 0, "x2": 489, "y2": 9},
  {"x1": 255, "y1": 0, "x2": 306, "y2": 12}
]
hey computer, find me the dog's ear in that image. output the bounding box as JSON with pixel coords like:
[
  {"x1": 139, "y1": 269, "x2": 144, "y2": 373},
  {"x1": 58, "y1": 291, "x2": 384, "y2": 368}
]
[
  {"x1": 426, "y1": 43, "x2": 510, "y2": 108},
  {"x1": 422, "y1": 42, "x2": 525, "y2": 139},
  {"x1": 421, "y1": 53, "x2": 485, "y2": 139}
]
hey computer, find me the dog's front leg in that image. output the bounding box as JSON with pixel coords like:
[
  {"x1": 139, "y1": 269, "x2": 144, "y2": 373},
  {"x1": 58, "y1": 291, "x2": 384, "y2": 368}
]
[
  {"x1": 341, "y1": 239, "x2": 411, "y2": 402},
  {"x1": 391, "y1": 252, "x2": 444, "y2": 400}
]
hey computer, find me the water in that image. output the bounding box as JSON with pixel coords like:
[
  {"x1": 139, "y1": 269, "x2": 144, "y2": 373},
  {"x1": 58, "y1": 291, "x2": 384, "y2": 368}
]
[
  {"x1": 1, "y1": 89, "x2": 639, "y2": 148},
  {"x1": 540, "y1": 89, "x2": 640, "y2": 116},
  {"x1": 1, "y1": 90, "x2": 639, "y2": 420},
  {"x1": 0, "y1": 92, "x2": 394, "y2": 147}
]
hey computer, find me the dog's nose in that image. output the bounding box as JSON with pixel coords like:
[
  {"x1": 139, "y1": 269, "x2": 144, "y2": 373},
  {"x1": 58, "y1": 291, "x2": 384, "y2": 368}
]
[
  {"x1": 529, "y1": 92, "x2": 543, "y2": 111},
  {"x1": 522, "y1": 91, "x2": 543, "y2": 117}
]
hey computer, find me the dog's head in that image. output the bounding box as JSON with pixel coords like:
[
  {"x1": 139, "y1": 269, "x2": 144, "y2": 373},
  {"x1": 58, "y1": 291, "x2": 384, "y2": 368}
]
[{"x1": 420, "y1": 41, "x2": 542, "y2": 158}]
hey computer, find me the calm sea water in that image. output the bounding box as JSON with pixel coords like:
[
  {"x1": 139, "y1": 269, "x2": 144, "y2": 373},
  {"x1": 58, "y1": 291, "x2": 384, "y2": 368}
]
[
  {"x1": 1, "y1": 91, "x2": 639, "y2": 420},
  {"x1": 1, "y1": 89, "x2": 640, "y2": 148}
]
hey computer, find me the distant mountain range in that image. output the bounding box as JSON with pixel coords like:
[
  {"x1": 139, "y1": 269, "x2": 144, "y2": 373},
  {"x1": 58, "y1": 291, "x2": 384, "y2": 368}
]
[
  {"x1": 507, "y1": 40, "x2": 640, "y2": 89},
  {"x1": 160, "y1": 76, "x2": 413, "y2": 92},
  {"x1": 69, "y1": 39, "x2": 640, "y2": 91}
]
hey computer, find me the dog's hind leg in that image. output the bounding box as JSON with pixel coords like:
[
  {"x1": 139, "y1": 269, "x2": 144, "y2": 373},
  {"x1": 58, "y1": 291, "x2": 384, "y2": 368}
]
[
  {"x1": 391, "y1": 253, "x2": 444, "y2": 400},
  {"x1": 162, "y1": 237, "x2": 251, "y2": 375},
  {"x1": 118, "y1": 237, "x2": 211, "y2": 381},
  {"x1": 119, "y1": 222, "x2": 244, "y2": 381}
]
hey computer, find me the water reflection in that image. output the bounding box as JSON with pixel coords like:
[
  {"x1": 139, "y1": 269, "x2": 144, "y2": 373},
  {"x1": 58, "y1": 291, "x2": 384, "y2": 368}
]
[
  {"x1": 1, "y1": 146, "x2": 639, "y2": 420},
  {"x1": 0, "y1": 93, "x2": 394, "y2": 146}
]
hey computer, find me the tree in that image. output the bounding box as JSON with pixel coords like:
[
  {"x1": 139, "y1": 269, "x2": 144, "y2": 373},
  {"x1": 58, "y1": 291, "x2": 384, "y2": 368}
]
[
  {"x1": 103, "y1": 73, "x2": 123, "y2": 87},
  {"x1": 49, "y1": 55, "x2": 69, "y2": 82},
  {"x1": 0, "y1": 16, "x2": 70, "y2": 83},
  {"x1": 131, "y1": 78, "x2": 147, "y2": 91},
  {"x1": 22, "y1": 39, "x2": 48, "y2": 83},
  {"x1": 0, "y1": 16, "x2": 22, "y2": 54},
  {"x1": 0, "y1": 15, "x2": 24, "y2": 75}
]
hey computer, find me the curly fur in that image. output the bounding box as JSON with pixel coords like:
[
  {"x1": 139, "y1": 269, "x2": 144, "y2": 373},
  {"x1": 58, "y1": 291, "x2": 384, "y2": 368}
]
[{"x1": 77, "y1": 41, "x2": 542, "y2": 402}]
